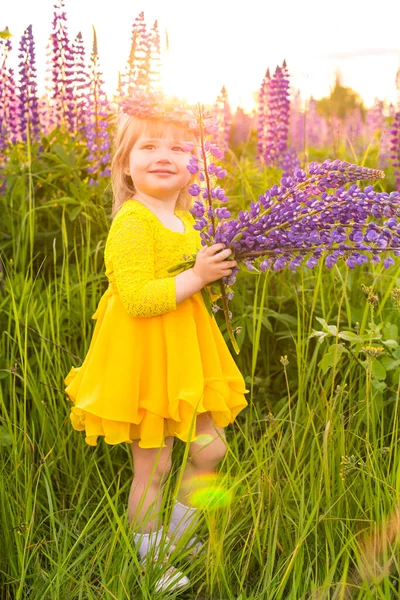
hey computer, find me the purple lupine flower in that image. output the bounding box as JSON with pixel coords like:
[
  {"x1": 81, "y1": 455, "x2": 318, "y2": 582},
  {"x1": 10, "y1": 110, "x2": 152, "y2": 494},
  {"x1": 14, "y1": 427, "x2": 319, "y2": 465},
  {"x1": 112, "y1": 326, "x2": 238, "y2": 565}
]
[
  {"x1": 366, "y1": 99, "x2": 385, "y2": 140},
  {"x1": 183, "y1": 114, "x2": 241, "y2": 351},
  {"x1": 366, "y1": 99, "x2": 390, "y2": 169},
  {"x1": 40, "y1": 36, "x2": 57, "y2": 134},
  {"x1": 192, "y1": 161, "x2": 391, "y2": 282},
  {"x1": 290, "y1": 90, "x2": 305, "y2": 154},
  {"x1": 231, "y1": 107, "x2": 253, "y2": 146},
  {"x1": 148, "y1": 20, "x2": 162, "y2": 92},
  {"x1": 86, "y1": 27, "x2": 111, "y2": 184},
  {"x1": 263, "y1": 61, "x2": 291, "y2": 168},
  {"x1": 345, "y1": 107, "x2": 363, "y2": 152},
  {"x1": 0, "y1": 30, "x2": 20, "y2": 148},
  {"x1": 17, "y1": 25, "x2": 40, "y2": 143},
  {"x1": 305, "y1": 97, "x2": 326, "y2": 148},
  {"x1": 179, "y1": 137, "x2": 396, "y2": 351},
  {"x1": 390, "y1": 110, "x2": 400, "y2": 191},
  {"x1": 257, "y1": 68, "x2": 270, "y2": 161},
  {"x1": 211, "y1": 86, "x2": 231, "y2": 156},
  {"x1": 71, "y1": 32, "x2": 90, "y2": 135},
  {"x1": 49, "y1": 0, "x2": 76, "y2": 132},
  {"x1": 119, "y1": 12, "x2": 159, "y2": 100},
  {"x1": 279, "y1": 147, "x2": 301, "y2": 179}
]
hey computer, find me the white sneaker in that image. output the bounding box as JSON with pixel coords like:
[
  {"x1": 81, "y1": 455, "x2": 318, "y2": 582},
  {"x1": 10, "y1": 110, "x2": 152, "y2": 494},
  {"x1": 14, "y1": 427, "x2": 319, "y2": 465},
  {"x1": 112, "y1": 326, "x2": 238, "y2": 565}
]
[
  {"x1": 141, "y1": 555, "x2": 190, "y2": 593},
  {"x1": 168, "y1": 535, "x2": 206, "y2": 557}
]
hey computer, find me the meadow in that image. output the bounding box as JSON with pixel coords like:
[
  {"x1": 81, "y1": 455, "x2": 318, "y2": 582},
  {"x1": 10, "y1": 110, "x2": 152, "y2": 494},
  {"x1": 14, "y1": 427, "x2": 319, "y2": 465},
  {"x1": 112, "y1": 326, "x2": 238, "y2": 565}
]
[
  {"x1": 2, "y1": 5, "x2": 400, "y2": 599},
  {"x1": 1, "y1": 124, "x2": 400, "y2": 600}
]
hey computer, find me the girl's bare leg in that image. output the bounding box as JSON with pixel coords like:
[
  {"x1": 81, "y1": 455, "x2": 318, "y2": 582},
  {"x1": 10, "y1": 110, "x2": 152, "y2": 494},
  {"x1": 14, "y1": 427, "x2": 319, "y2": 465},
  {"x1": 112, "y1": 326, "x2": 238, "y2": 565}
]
[
  {"x1": 178, "y1": 412, "x2": 227, "y2": 504},
  {"x1": 128, "y1": 436, "x2": 174, "y2": 533}
]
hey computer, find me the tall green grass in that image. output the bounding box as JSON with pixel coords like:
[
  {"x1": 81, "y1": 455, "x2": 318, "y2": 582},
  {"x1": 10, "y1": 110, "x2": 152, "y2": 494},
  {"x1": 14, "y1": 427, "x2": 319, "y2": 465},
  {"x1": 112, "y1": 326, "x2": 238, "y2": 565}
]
[{"x1": 1, "y1": 135, "x2": 400, "y2": 599}]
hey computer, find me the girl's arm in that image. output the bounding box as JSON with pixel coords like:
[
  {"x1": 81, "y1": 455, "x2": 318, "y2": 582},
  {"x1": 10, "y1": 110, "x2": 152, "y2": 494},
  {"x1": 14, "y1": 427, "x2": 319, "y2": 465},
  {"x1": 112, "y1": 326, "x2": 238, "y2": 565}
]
[
  {"x1": 107, "y1": 207, "x2": 234, "y2": 318},
  {"x1": 107, "y1": 208, "x2": 179, "y2": 318},
  {"x1": 174, "y1": 268, "x2": 204, "y2": 304}
]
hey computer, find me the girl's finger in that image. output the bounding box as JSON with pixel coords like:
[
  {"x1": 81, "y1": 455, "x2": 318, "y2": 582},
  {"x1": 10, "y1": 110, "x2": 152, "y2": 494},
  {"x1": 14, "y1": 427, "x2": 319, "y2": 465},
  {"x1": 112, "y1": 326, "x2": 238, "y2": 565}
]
[
  {"x1": 212, "y1": 249, "x2": 231, "y2": 262},
  {"x1": 208, "y1": 243, "x2": 225, "y2": 255}
]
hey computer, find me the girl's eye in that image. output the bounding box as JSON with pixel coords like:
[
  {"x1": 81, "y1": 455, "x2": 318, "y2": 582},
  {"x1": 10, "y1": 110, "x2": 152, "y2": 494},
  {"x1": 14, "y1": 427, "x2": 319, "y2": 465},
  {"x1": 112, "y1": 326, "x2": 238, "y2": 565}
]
[
  {"x1": 172, "y1": 146, "x2": 184, "y2": 152},
  {"x1": 143, "y1": 144, "x2": 155, "y2": 150}
]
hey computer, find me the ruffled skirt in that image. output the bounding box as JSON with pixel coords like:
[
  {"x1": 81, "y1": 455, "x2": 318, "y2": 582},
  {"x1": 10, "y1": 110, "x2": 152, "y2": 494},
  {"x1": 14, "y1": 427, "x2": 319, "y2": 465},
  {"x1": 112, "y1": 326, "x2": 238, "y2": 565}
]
[{"x1": 64, "y1": 287, "x2": 249, "y2": 448}]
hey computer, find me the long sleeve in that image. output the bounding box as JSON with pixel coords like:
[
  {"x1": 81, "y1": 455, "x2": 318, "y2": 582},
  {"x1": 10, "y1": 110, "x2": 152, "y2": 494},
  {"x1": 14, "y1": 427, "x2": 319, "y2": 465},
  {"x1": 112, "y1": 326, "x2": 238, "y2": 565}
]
[{"x1": 106, "y1": 208, "x2": 177, "y2": 318}]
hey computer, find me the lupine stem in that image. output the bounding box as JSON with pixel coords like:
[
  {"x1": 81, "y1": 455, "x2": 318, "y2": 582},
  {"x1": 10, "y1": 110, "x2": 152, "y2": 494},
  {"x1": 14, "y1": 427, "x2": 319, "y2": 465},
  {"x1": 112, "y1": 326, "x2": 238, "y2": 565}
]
[{"x1": 198, "y1": 104, "x2": 239, "y2": 354}]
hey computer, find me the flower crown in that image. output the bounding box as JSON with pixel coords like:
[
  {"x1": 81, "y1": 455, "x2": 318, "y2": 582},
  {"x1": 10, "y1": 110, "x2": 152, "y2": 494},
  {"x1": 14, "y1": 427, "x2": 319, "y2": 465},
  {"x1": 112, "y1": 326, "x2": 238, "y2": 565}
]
[
  {"x1": 120, "y1": 89, "x2": 199, "y2": 130},
  {"x1": 119, "y1": 89, "x2": 219, "y2": 136}
]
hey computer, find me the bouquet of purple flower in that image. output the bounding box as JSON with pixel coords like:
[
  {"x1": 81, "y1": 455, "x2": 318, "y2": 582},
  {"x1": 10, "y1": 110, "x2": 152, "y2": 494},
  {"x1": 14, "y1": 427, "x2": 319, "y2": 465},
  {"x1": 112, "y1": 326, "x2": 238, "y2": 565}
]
[{"x1": 168, "y1": 108, "x2": 400, "y2": 354}]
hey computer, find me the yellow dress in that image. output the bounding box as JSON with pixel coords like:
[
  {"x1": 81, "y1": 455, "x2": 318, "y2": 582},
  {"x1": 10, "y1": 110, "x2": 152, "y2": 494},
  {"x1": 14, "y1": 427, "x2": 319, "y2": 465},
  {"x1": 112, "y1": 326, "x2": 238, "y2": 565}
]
[{"x1": 64, "y1": 199, "x2": 249, "y2": 448}]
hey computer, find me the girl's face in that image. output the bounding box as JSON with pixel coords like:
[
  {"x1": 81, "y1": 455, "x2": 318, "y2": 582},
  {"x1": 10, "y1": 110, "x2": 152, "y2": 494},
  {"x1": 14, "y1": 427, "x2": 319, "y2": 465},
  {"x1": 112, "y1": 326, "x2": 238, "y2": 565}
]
[{"x1": 127, "y1": 134, "x2": 193, "y2": 201}]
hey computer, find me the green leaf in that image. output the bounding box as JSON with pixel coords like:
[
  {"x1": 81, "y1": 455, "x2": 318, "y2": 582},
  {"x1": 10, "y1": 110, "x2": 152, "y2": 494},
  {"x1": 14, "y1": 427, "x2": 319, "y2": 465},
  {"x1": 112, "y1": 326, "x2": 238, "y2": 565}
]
[
  {"x1": 239, "y1": 263, "x2": 261, "y2": 275},
  {"x1": 69, "y1": 205, "x2": 82, "y2": 221},
  {"x1": 371, "y1": 379, "x2": 386, "y2": 392},
  {"x1": 383, "y1": 322, "x2": 398, "y2": 341},
  {"x1": 309, "y1": 329, "x2": 327, "y2": 343},
  {"x1": 167, "y1": 259, "x2": 194, "y2": 273},
  {"x1": 318, "y1": 343, "x2": 346, "y2": 375},
  {"x1": 315, "y1": 317, "x2": 337, "y2": 336},
  {"x1": 338, "y1": 331, "x2": 362, "y2": 343},
  {"x1": 371, "y1": 360, "x2": 386, "y2": 381},
  {"x1": 0, "y1": 426, "x2": 13, "y2": 447},
  {"x1": 52, "y1": 143, "x2": 72, "y2": 166},
  {"x1": 261, "y1": 315, "x2": 272, "y2": 332},
  {"x1": 381, "y1": 357, "x2": 400, "y2": 371},
  {"x1": 382, "y1": 339, "x2": 398, "y2": 349}
]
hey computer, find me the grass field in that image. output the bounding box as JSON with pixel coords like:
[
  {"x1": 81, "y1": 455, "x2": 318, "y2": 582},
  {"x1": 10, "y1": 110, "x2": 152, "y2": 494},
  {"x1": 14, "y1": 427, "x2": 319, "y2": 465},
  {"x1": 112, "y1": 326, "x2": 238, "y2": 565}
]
[{"x1": 1, "y1": 136, "x2": 400, "y2": 599}]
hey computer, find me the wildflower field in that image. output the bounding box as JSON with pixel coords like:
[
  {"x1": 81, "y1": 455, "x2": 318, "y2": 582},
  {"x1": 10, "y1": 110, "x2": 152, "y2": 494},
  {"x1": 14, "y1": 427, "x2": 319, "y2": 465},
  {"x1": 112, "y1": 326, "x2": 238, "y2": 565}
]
[{"x1": 2, "y1": 3, "x2": 400, "y2": 599}]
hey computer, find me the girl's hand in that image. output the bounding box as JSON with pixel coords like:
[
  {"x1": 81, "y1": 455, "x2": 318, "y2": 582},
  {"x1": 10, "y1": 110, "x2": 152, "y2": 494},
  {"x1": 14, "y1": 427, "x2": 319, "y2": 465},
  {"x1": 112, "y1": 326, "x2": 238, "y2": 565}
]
[{"x1": 193, "y1": 243, "x2": 237, "y2": 286}]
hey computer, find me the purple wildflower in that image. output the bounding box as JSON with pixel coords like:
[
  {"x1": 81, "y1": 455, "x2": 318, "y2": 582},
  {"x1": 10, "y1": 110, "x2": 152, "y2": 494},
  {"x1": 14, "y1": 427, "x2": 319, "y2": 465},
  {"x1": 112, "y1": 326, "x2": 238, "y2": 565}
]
[
  {"x1": 0, "y1": 30, "x2": 19, "y2": 147},
  {"x1": 49, "y1": 0, "x2": 76, "y2": 132},
  {"x1": 345, "y1": 107, "x2": 363, "y2": 152},
  {"x1": 263, "y1": 61, "x2": 291, "y2": 168},
  {"x1": 290, "y1": 90, "x2": 305, "y2": 154},
  {"x1": 305, "y1": 97, "x2": 326, "y2": 148},
  {"x1": 86, "y1": 28, "x2": 111, "y2": 184},
  {"x1": 184, "y1": 152, "x2": 396, "y2": 352},
  {"x1": 119, "y1": 12, "x2": 160, "y2": 99},
  {"x1": 390, "y1": 110, "x2": 400, "y2": 191},
  {"x1": 17, "y1": 25, "x2": 40, "y2": 143},
  {"x1": 366, "y1": 99, "x2": 385, "y2": 140},
  {"x1": 71, "y1": 32, "x2": 90, "y2": 135},
  {"x1": 231, "y1": 107, "x2": 253, "y2": 146},
  {"x1": 257, "y1": 68, "x2": 270, "y2": 161},
  {"x1": 211, "y1": 86, "x2": 231, "y2": 156}
]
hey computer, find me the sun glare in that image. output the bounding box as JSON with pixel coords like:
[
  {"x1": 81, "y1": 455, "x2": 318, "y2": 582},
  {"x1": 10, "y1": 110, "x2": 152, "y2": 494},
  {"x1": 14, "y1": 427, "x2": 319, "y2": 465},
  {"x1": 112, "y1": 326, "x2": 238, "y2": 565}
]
[{"x1": 160, "y1": 54, "x2": 220, "y2": 109}]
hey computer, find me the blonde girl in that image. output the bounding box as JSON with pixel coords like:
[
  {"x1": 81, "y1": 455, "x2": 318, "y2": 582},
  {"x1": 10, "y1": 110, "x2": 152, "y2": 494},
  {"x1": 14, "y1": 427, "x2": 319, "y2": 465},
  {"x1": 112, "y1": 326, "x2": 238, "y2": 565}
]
[{"x1": 64, "y1": 100, "x2": 249, "y2": 593}]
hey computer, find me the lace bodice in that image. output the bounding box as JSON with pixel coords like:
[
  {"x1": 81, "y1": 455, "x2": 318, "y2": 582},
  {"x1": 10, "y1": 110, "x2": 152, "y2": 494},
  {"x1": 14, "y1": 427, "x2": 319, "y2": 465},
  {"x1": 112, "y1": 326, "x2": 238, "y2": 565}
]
[{"x1": 104, "y1": 199, "x2": 202, "y2": 318}]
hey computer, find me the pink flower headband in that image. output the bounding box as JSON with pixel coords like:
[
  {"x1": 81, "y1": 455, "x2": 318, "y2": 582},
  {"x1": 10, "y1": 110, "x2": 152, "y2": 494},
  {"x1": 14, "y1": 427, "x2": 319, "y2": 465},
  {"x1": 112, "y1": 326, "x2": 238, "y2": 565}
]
[
  {"x1": 119, "y1": 89, "x2": 219, "y2": 135},
  {"x1": 120, "y1": 89, "x2": 198, "y2": 129}
]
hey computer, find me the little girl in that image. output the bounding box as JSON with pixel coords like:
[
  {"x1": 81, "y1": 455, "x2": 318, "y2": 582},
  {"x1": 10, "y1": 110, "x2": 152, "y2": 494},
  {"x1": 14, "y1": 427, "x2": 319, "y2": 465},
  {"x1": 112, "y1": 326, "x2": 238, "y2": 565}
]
[{"x1": 64, "y1": 95, "x2": 249, "y2": 593}]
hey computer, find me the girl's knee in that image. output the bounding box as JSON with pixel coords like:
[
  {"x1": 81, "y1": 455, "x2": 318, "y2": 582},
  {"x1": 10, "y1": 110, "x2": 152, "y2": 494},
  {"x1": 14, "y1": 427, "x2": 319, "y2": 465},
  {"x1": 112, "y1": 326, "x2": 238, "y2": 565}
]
[
  {"x1": 190, "y1": 430, "x2": 227, "y2": 468},
  {"x1": 131, "y1": 437, "x2": 173, "y2": 482}
]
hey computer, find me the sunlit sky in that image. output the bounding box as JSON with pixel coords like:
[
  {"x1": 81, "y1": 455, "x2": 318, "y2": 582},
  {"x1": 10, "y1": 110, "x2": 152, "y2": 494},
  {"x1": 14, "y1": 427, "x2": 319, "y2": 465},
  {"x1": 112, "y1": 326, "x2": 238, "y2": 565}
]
[{"x1": 3, "y1": 0, "x2": 400, "y2": 112}]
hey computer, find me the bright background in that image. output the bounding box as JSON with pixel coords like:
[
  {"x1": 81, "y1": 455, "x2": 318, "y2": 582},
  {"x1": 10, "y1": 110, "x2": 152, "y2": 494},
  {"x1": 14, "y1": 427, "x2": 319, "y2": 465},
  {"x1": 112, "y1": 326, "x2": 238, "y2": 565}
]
[{"x1": 3, "y1": 0, "x2": 400, "y2": 111}]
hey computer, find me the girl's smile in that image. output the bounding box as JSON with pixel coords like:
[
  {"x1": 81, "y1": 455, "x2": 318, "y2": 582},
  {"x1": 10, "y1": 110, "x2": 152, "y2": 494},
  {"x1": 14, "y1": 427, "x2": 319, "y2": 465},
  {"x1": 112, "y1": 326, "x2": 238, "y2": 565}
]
[{"x1": 127, "y1": 136, "x2": 192, "y2": 201}]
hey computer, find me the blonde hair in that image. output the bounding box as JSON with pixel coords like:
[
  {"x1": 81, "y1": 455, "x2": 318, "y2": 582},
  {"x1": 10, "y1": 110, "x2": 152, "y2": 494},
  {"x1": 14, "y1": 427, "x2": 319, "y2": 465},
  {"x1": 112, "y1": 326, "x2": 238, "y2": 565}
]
[{"x1": 110, "y1": 114, "x2": 199, "y2": 220}]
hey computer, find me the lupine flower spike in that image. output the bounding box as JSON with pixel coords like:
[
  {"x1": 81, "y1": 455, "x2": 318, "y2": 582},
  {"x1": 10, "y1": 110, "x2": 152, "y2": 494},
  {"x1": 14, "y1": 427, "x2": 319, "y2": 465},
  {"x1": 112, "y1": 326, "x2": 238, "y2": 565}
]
[
  {"x1": 18, "y1": 25, "x2": 40, "y2": 142},
  {"x1": 0, "y1": 29, "x2": 19, "y2": 148},
  {"x1": 170, "y1": 106, "x2": 400, "y2": 352},
  {"x1": 390, "y1": 110, "x2": 400, "y2": 191},
  {"x1": 85, "y1": 27, "x2": 111, "y2": 184},
  {"x1": 49, "y1": 0, "x2": 75, "y2": 131}
]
